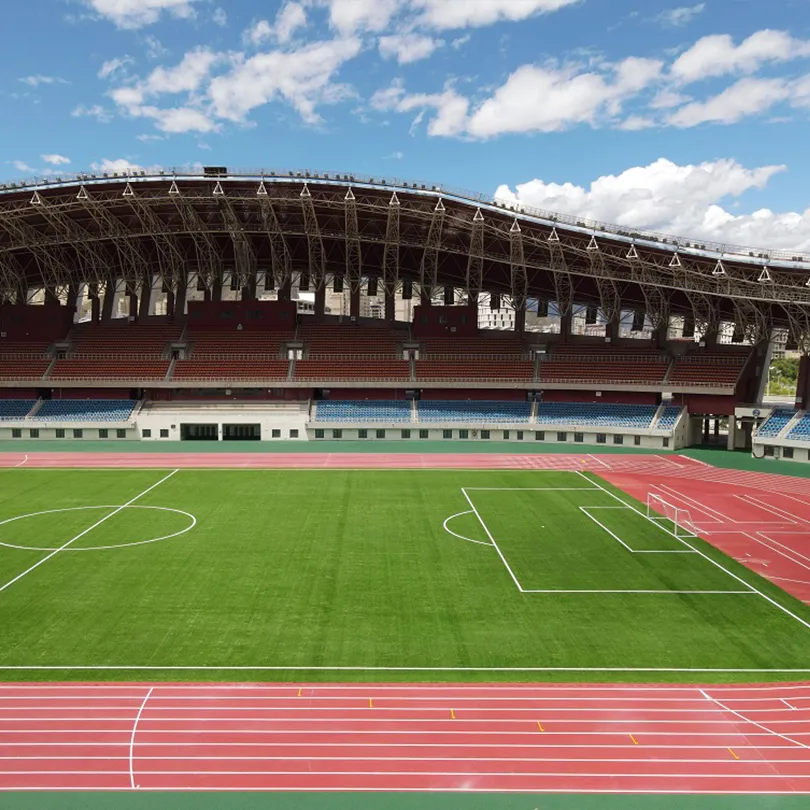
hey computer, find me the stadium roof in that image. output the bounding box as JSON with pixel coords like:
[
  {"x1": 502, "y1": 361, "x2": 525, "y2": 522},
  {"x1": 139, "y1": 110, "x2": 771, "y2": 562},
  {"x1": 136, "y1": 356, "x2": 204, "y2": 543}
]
[{"x1": 1, "y1": 169, "x2": 809, "y2": 346}]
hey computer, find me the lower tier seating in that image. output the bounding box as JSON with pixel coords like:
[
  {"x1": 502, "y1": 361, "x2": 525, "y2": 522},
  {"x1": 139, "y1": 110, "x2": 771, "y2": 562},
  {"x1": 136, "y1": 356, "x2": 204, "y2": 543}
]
[
  {"x1": 415, "y1": 360, "x2": 534, "y2": 382},
  {"x1": 315, "y1": 401, "x2": 412, "y2": 422},
  {"x1": 49, "y1": 360, "x2": 169, "y2": 381},
  {"x1": 656, "y1": 406, "x2": 682, "y2": 430},
  {"x1": 758, "y1": 409, "x2": 796, "y2": 438},
  {"x1": 34, "y1": 400, "x2": 136, "y2": 422},
  {"x1": 419, "y1": 401, "x2": 532, "y2": 422},
  {"x1": 173, "y1": 360, "x2": 290, "y2": 381},
  {"x1": 536, "y1": 403, "x2": 659, "y2": 428},
  {"x1": 787, "y1": 415, "x2": 810, "y2": 442},
  {"x1": 0, "y1": 360, "x2": 50, "y2": 379},
  {"x1": 295, "y1": 361, "x2": 410, "y2": 381},
  {"x1": 0, "y1": 400, "x2": 36, "y2": 420}
]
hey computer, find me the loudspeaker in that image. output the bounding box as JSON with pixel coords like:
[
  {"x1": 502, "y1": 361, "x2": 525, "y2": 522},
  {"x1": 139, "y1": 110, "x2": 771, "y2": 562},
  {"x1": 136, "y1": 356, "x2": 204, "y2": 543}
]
[
  {"x1": 585, "y1": 305, "x2": 598, "y2": 325},
  {"x1": 444, "y1": 286, "x2": 454, "y2": 305},
  {"x1": 333, "y1": 275, "x2": 344, "y2": 293},
  {"x1": 491, "y1": 293, "x2": 501, "y2": 310},
  {"x1": 682, "y1": 315, "x2": 695, "y2": 339},
  {"x1": 367, "y1": 276, "x2": 378, "y2": 297},
  {"x1": 402, "y1": 281, "x2": 412, "y2": 300},
  {"x1": 299, "y1": 273, "x2": 310, "y2": 292},
  {"x1": 631, "y1": 310, "x2": 644, "y2": 332},
  {"x1": 536, "y1": 299, "x2": 549, "y2": 317},
  {"x1": 264, "y1": 272, "x2": 275, "y2": 291}
]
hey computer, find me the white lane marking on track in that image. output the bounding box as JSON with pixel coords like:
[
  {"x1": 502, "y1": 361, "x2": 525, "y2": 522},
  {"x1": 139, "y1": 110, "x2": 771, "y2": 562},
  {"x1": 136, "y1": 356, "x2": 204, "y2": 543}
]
[
  {"x1": 0, "y1": 470, "x2": 179, "y2": 594},
  {"x1": 129, "y1": 686, "x2": 153, "y2": 789},
  {"x1": 14, "y1": 456, "x2": 28, "y2": 468}
]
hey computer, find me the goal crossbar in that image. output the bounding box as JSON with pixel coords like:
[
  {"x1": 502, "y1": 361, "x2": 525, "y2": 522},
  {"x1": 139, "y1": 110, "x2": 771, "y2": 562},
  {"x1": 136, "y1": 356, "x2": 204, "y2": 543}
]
[{"x1": 645, "y1": 492, "x2": 699, "y2": 539}]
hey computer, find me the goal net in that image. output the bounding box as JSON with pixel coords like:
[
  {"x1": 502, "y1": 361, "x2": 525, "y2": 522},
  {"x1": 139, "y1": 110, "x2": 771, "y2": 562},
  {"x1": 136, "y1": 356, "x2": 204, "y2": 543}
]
[{"x1": 645, "y1": 493, "x2": 699, "y2": 539}]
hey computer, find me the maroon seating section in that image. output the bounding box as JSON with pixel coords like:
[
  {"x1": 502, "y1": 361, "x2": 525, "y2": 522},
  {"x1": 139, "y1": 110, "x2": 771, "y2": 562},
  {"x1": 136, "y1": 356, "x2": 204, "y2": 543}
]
[
  {"x1": 49, "y1": 360, "x2": 170, "y2": 381},
  {"x1": 70, "y1": 324, "x2": 182, "y2": 356},
  {"x1": 188, "y1": 330, "x2": 293, "y2": 358},
  {"x1": 540, "y1": 346, "x2": 668, "y2": 385},
  {"x1": 415, "y1": 360, "x2": 535, "y2": 382},
  {"x1": 669, "y1": 352, "x2": 749, "y2": 387},
  {"x1": 301, "y1": 324, "x2": 403, "y2": 357},
  {"x1": 0, "y1": 340, "x2": 52, "y2": 379},
  {"x1": 295, "y1": 360, "x2": 410, "y2": 381},
  {"x1": 173, "y1": 360, "x2": 290, "y2": 381}
]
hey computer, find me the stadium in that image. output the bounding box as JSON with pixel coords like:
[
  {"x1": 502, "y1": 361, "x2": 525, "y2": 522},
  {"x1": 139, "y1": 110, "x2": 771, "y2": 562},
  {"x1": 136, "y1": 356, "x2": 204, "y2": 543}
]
[{"x1": 3, "y1": 168, "x2": 810, "y2": 799}]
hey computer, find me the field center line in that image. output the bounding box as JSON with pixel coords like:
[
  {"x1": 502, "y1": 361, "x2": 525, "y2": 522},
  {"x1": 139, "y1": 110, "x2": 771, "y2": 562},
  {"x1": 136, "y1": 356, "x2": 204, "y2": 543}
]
[
  {"x1": 700, "y1": 689, "x2": 810, "y2": 752},
  {"x1": 129, "y1": 686, "x2": 153, "y2": 789},
  {"x1": 578, "y1": 471, "x2": 810, "y2": 632},
  {"x1": 461, "y1": 488, "x2": 524, "y2": 592},
  {"x1": 0, "y1": 469, "x2": 179, "y2": 595}
]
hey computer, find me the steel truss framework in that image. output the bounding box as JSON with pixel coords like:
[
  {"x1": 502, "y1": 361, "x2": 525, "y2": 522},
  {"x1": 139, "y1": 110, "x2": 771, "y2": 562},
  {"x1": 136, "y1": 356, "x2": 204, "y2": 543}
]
[{"x1": 1, "y1": 176, "x2": 810, "y2": 347}]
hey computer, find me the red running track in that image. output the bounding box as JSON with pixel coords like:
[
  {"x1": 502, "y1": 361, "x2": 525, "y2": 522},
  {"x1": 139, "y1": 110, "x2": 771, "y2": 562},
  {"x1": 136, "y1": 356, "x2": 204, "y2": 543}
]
[{"x1": 2, "y1": 682, "x2": 810, "y2": 793}]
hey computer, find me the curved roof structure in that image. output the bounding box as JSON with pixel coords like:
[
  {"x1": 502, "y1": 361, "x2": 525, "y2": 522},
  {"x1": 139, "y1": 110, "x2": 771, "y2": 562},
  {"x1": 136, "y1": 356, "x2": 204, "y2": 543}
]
[{"x1": 1, "y1": 168, "x2": 809, "y2": 344}]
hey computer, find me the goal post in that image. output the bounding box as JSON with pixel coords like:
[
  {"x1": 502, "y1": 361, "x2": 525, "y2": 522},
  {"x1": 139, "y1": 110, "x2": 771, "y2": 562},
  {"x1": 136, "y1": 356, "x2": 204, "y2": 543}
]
[{"x1": 645, "y1": 493, "x2": 699, "y2": 539}]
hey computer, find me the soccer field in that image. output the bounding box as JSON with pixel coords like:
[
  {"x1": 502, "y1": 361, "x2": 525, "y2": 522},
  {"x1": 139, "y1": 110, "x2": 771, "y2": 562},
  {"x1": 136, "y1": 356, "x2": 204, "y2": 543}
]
[{"x1": 1, "y1": 467, "x2": 810, "y2": 682}]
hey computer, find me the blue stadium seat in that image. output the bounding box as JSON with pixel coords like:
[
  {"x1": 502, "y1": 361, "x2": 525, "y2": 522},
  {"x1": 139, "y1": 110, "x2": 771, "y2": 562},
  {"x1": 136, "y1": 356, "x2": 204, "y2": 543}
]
[
  {"x1": 418, "y1": 401, "x2": 532, "y2": 423},
  {"x1": 787, "y1": 414, "x2": 810, "y2": 442},
  {"x1": 758, "y1": 409, "x2": 796, "y2": 438},
  {"x1": 656, "y1": 406, "x2": 682, "y2": 430},
  {"x1": 0, "y1": 400, "x2": 36, "y2": 421},
  {"x1": 536, "y1": 403, "x2": 658, "y2": 428},
  {"x1": 314, "y1": 401, "x2": 411, "y2": 423},
  {"x1": 33, "y1": 400, "x2": 136, "y2": 422}
]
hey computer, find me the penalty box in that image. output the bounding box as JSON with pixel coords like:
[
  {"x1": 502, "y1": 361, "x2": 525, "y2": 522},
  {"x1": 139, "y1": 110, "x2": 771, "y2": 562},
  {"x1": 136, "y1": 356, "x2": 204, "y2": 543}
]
[{"x1": 462, "y1": 479, "x2": 756, "y2": 596}]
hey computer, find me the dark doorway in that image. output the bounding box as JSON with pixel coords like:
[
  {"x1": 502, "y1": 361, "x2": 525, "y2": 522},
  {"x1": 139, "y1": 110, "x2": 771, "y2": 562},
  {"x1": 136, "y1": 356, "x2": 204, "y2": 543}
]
[
  {"x1": 223, "y1": 423, "x2": 261, "y2": 441},
  {"x1": 180, "y1": 423, "x2": 218, "y2": 441}
]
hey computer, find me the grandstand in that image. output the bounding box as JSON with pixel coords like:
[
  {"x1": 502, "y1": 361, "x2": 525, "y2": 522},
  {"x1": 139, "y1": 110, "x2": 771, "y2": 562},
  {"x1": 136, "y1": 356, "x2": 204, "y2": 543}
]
[{"x1": 0, "y1": 170, "x2": 806, "y2": 459}]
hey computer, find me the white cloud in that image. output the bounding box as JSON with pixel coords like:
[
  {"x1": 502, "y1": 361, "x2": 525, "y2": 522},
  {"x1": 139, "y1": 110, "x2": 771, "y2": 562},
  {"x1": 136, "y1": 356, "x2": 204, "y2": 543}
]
[
  {"x1": 41, "y1": 154, "x2": 71, "y2": 166},
  {"x1": 671, "y1": 29, "x2": 810, "y2": 84},
  {"x1": 212, "y1": 7, "x2": 227, "y2": 27},
  {"x1": 384, "y1": 150, "x2": 405, "y2": 159},
  {"x1": 10, "y1": 161, "x2": 35, "y2": 173},
  {"x1": 136, "y1": 134, "x2": 165, "y2": 142},
  {"x1": 371, "y1": 80, "x2": 470, "y2": 136},
  {"x1": 246, "y1": 3, "x2": 307, "y2": 45},
  {"x1": 141, "y1": 48, "x2": 221, "y2": 96},
  {"x1": 667, "y1": 77, "x2": 790, "y2": 126},
  {"x1": 412, "y1": 0, "x2": 581, "y2": 30},
  {"x1": 649, "y1": 89, "x2": 691, "y2": 109},
  {"x1": 98, "y1": 56, "x2": 134, "y2": 79},
  {"x1": 18, "y1": 75, "x2": 67, "y2": 87},
  {"x1": 379, "y1": 33, "x2": 443, "y2": 64},
  {"x1": 451, "y1": 34, "x2": 471, "y2": 49},
  {"x1": 143, "y1": 35, "x2": 168, "y2": 59},
  {"x1": 617, "y1": 115, "x2": 656, "y2": 130},
  {"x1": 495, "y1": 157, "x2": 810, "y2": 252},
  {"x1": 91, "y1": 158, "x2": 145, "y2": 173},
  {"x1": 72, "y1": 103, "x2": 114, "y2": 123},
  {"x1": 657, "y1": 3, "x2": 705, "y2": 27},
  {"x1": 82, "y1": 0, "x2": 201, "y2": 29},
  {"x1": 326, "y1": 0, "x2": 402, "y2": 34},
  {"x1": 208, "y1": 37, "x2": 362, "y2": 124}
]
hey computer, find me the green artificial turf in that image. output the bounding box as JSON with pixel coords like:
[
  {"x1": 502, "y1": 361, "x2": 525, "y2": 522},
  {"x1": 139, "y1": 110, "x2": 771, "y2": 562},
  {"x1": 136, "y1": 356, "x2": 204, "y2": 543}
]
[{"x1": 1, "y1": 467, "x2": 810, "y2": 683}]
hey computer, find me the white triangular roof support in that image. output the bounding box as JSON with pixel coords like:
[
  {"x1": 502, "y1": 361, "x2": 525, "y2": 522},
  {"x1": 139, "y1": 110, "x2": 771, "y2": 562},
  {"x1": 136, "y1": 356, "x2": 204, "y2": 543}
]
[
  {"x1": 344, "y1": 186, "x2": 355, "y2": 202},
  {"x1": 805, "y1": 276, "x2": 810, "y2": 288},
  {"x1": 434, "y1": 198, "x2": 445, "y2": 213},
  {"x1": 168, "y1": 180, "x2": 180, "y2": 196},
  {"x1": 300, "y1": 183, "x2": 311, "y2": 198},
  {"x1": 587, "y1": 235, "x2": 599, "y2": 251},
  {"x1": 473, "y1": 208, "x2": 484, "y2": 222},
  {"x1": 76, "y1": 185, "x2": 89, "y2": 201},
  {"x1": 510, "y1": 218, "x2": 521, "y2": 233},
  {"x1": 712, "y1": 260, "x2": 726, "y2": 277},
  {"x1": 758, "y1": 266, "x2": 773, "y2": 283},
  {"x1": 212, "y1": 180, "x2": 224, "y2": 196},
  {"x1": 29, "y1": 191, "x2": 43, "y2": 206},
  {"x1": 257, "y1": 181, "x2": 268, "y2": 197},
  {"x1": 389, "y1": 191, "x2": 400, "y2": 207},
  {"x1": 669, "y1": 252, "x2": 682, "y2": 268},
  {"x1": 548, "y1": 227, "x2": 560, "y2": 242},
  {"x1": 626, "y1": 244, "x2": 639, "y2": 260},
  {"x1": 123, "y1": 182, "x2": 134, "y2": 198}
]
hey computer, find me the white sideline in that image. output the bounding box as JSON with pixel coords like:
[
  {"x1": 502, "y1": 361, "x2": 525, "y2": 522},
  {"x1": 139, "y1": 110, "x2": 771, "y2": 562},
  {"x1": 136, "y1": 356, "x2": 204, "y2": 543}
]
[
  {"x1": 579, "y1": 471, "x2": 810, "y2": 632},
  {"x1": 579, "y1": 507, "x2": 696, "y2": 555},
  {"x1": 0, "y1": 469, "x2": 179, "y2": 595},
  {"x1": 129, "y1": 686, "x2": 153, "y2": 789}
]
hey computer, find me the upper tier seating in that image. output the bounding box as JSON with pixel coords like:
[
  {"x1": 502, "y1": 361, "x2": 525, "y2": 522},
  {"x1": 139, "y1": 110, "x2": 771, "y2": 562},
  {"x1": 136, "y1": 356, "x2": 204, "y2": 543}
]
[
  {"x1": 173, "y1": 360, "x2": 290, "y2": 381},
  {"x1": 421, "y1": 333, "x2": 526, "y2": 357},
  {"x1": 70, "y1": 324, "x2": 182, "y2": 356},
  {"x1": 314, "y1": 401, "x2": 412, "y2": 423},
  {"x1": 536, "y1": 403, "x2": 659, "y2": 428},
  {"x1": 656, "y1": 406, "x2": 682, "y2": 430},
  {"x1": 0, "y1": 400, "x2": 36, "y2": 421},
  {"x1": 539, "y1": 346, "x2": 668, "y2": 386},
  {"x1": 49, "y1": 360, "x2": 170, "y2": 381},
  {"x1": 295, "y1": 360, "x2": 410, "y2": 381},
  {"x1": 668, "y1": 351, "x2": 748, "y2": 387},
  {"x1": 34, "y1": 400, "x2": 136, "y2": 422},
  {"x1": 187, "y1": 330, "x2": 293, "y2": 358},
  {"x1": 758, "y1": 409, "x2": 796, "y2": 438},
  {"x1": 0, "y1": 340, "x2": 52, "y2": 379},
  {"x1": 415, "y1": 360, "x2": 534, "y2": 382},
  {"x1": 301, "y1": 323, "x2": 404, "y2": 356},
  {"x1": 787, "y1": 415, "x2": 810, "y2": 442},
  {"x1": 419, "y1": 401, "x2": 532, "y2": 423}
]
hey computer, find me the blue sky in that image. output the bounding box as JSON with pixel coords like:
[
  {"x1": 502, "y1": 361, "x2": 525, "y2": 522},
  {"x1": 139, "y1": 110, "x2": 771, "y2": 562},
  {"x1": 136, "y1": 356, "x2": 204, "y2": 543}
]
[{"x1": 1, "y1": 0, "x2": 810, "y2": 250}]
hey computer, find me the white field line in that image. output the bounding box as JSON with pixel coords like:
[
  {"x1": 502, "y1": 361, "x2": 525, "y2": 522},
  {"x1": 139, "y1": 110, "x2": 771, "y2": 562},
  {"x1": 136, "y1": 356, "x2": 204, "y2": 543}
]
[
  {"x1": 579, "y1": 471, "x2": 810, "y2": 631},
  {"x1": 737, "y1": 495, "x2": 803, "y2": 526},
  {"x1": 129, "y1": 686, "x2": 153, "y2": 790},
  {"x1": 700, "y1": 689, "x2": 810, "y2": 752},
  {"x1": 442, "y1": 511, "x2": 493, "y2": 547},
  {"x1": 579, "y1": 506, "x2": 695, "y2": 555},
  {"x1": 521, "y1": 590, "x2": 755, "y2": 595},
  {"x1": 463, "y1": 487, "x2": 601, "y2": 491},
  {"x1": 461, "y1": 488, "x2": 524, "y2": 592},
  {"x1": 3, "y1": 789, "x2": 810, "y2": 795},
  {"x1": 13, "y1": 455, "x2": 27, "y2": 468},
  {"x1": 0, "y1": 469, "x2": 179, "y2": 595}
]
